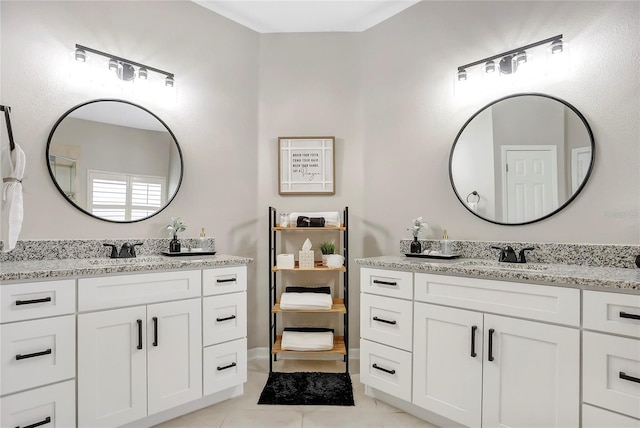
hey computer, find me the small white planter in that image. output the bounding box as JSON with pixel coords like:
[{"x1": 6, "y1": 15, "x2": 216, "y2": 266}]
[{"x1": 326, "y1": 254, "x2": 344, "y2": 268}]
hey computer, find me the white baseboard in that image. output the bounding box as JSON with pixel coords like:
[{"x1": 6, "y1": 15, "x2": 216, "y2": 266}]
[{"x1": 249, "y1": 347, "x2": 360, "y2": 361}]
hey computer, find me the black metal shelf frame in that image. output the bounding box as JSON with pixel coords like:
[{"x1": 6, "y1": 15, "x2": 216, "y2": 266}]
[{"x1": 268, "y1": 206, "x2": 349, "y2": 373}]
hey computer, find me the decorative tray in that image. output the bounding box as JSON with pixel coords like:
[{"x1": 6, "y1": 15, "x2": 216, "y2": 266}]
[
  {"x1": 404, "y1": 253, "x2": 461, "y2": 259},
  {"x1": 162, "y1": 251, "x2": 217, "y2": 257}
]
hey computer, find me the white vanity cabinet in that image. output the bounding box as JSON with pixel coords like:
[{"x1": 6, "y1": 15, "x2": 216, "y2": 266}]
[
  {"x1": 360, "y1": 268, "x2": 414, "y2": 401},
  {"x1": 0, "y1": 279, "x2": 77, "y2": 428},
  {"x1": 202, "y1": 266, "x2": 248, "y2": 396},
  {"x1": 413, "y1": 273, "x2": 580, "y2": 428},
  {"x1": 582, "y1": 290, "x2": 640, "y2": 427},
  {"x1": 360, "y1": 267, "x2": 582, "y2": 428},
  {"x1": 77, "y1": 270, "x2": 203, "y2": 427}
]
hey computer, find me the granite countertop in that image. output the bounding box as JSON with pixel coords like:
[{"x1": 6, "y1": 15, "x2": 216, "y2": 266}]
[
  {"x1": 355, "y1": 256, "x2": 640, "y2": 292},
  {"x1": 0, "y1": 254, "x2": 253, "y2": 282}
]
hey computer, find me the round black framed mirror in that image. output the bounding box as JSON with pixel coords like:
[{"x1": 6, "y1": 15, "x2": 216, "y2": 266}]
[
  {"x1": 449, "y1": 93, "x2": 595, "y2": 225},
  {"x1": 46, "y1": 99, "x2": 183, "y2": 223}
]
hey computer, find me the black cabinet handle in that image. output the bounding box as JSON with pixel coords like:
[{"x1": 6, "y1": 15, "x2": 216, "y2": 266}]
[
  {"x1": 137, "y1": 319, "x2": 143, "y2": 350},
  {"x1": 373, "y1": 316, "x2": 397, "y2": 325},
  {"x1": 620, "y1": 372, "x2": 640, "y2": 384},
  {"x1": 216, "y1": 315, "x2": 237, "y2": 322},
  {"x1": 488, "y1": 328, "x2": 495, "y2": 361},
  {"x1": 15, "y1": 348, "x2": 52, "y2": 361},
  {"x1": 372, "y1": 363, "x2": 396, "y2": 375},
  {"x1": 15, "y1": 416, "x2": 51, "y2": 428},
  {"x1": 620, "y1": 312, "x2": 640, "y2": 321},
  {"x1": 373, "y1": 279, "x2": 397, "y2": 286},
  {"x1": 153, "y1": 317, "x2": 158, "y2": 347},
  {"x1": 217, "y1": 362, "x2": 237, "y2": 371},
  {"x1": 15, "y1": 297, "x2": 52, "y2": 306},
  {"x1": 471, "y1": 325, "x2": 478, "y2": 358},
  {"x1": 216, "y1": 278, "x2": 236, "y2": 283}
]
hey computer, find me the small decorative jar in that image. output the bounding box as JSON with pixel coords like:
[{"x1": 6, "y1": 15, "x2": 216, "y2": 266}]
[{"x1": 280, "y1": 213, "x2": 290, "y2": 228}]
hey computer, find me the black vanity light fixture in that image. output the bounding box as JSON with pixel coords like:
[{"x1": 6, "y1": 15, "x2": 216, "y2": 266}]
[
  {"x1": 457, "y1": 34, "x2": 564, "y2": 81},
  {"x1": 74, "y1": 44, "x2": 175, "y2": 87}
]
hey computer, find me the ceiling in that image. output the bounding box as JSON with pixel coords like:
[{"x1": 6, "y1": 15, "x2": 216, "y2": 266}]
[{"x1": 192, "y1": 0, "x2": 420, "y2": 33}]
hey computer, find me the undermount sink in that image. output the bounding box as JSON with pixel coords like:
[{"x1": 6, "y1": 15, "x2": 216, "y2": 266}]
[
  {"x1": 85, "y1": 255, "x2": 169, "y2": 265},
  {"x1": 455, "y1": 259, "x2": 552, "y2": 272}
]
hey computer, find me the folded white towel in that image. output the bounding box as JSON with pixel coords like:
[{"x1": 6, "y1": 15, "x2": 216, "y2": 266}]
[
  {"x1": 281, "y1": 330, "x2": 334, "y2": 351},
  {"x1": 288, "y1": 211, "x2": 341, "y2": 227},
  {"x1": 280, "y1": 292, "x2": 333, "y2": 310}
]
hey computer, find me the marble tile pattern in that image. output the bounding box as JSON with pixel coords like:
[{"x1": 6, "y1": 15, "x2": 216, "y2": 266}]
[
  {"x1": 400, "y1": 239, "x2": 640, "y2": 269},
  {"x1": 0, "y1": 238, "x2": 216, "y2": 262},
  {"x1": 356, "y1": 256, "x2": 640, "y2": 292}
]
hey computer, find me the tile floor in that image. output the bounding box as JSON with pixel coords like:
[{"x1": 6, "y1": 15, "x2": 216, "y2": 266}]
[{"x1": 154, "y1": 358, "x2": 438, "y2": 427}]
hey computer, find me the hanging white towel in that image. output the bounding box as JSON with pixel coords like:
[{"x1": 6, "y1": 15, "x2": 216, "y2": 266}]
[{"x1": 2, "y1": 142, "x2": 25, "y2": 252}]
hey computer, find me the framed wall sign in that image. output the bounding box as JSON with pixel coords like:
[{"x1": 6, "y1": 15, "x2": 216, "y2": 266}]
[{"x1": 278, "y1": 136, "x2": 335, "y2": 195}]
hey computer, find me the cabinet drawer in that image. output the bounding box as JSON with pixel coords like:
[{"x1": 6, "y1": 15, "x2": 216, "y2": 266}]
[
  {"x1": 583, "y1": 291, "x2": 640, "y2": 338},
  {"x1": 361, "y1": 293, "x2": 413, "y2": 351},
  {"x1": 203, "y1": 292, "x2": 247, "y2": 346},
  {"x1": 203, "y1": 266, "x2": 247, "y2": 296},
  {"x1": 1, "y1": 315, "x2": 75, "y2": 395},
  {"x1": 78, "y1": 270, "x2": 201, "y2": 311},
  {"x1": 203, "y1": 338, "x2": 247, "y2": 395},
  {"x1": 1, "y1": 279, "x2": 75, "y2": 323},
  {"x1": 360, "y1": 268, "x2": 413, "y2": 300},
  {"x1": 414, "y1": 273, "x2": 580, "y2": 326},
  {"x1": 1, "y1": 380, "x2": 75, "y2": 428},
  {"x1": 583, "y1": 331, "x2": 640, "y2": 419},
  {"x1": 360, "y1": 339, "x2": 412, "y2": 402},
  {"x1": 582, "y1": 404, "x2": 640, "y2": 428}
]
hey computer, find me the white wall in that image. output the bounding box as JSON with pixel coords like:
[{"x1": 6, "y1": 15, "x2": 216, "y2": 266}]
[
  {"x1": 0, "y1": 1, "x2": 259, "y2": 256},
  {"x1": 362, "y1": 0, "x2": 639, "y2": 252},
  {"x1": 256, "y1": 33, "x2": 365, "y2": 349}
]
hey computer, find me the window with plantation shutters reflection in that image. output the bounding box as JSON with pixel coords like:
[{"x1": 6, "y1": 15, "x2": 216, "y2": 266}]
[{"x1": 88, "y1": 170, "x2": 166, "y2": 221}]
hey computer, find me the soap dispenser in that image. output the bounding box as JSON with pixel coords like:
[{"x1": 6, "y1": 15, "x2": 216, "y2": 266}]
[
  {"x1": 197, "y1": 228, "x2": 207, "y2": 251},
  {"x1": 440, "y1": 229, "x2": 452, "y2": 255}
]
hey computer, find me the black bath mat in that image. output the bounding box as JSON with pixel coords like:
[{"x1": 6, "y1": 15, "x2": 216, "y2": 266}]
[{"x1": 258, "y1": 371, "x2": 355, "y2": 406}]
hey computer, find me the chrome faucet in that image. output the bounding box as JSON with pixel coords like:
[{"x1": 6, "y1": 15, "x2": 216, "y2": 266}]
[
  {"x1": 103, "y1": 242, "x2": 143, "y2": 258},
  {"x1": 491, "y1": 245, "x2": 535, "y2": 263}
]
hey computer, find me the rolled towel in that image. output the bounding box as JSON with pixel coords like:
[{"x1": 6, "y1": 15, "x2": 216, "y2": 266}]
[
  {"x1": 280, "y1": 292, "x2": 333, "y2": 310},
  {"x1": 288, "y1": 211, "x2": 341, "y2": 227},
  {"x1": 285, "y1": 286, "x2": 331, "y2": 294},
  {"x1": 281, "y1": 328, "x2": 334, "y2": 351}
]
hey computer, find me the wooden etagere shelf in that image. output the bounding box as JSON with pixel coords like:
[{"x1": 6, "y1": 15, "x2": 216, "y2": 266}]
[
  {"x1": 268, "y1": 206, "x2": 349, "y2": 373},
  {"x1": 272, "y1": 336, "x2": 347, "y2": 355}
]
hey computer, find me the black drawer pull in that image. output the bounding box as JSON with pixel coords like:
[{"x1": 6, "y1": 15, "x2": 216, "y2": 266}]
[
  {"x1": 620, "y1": 312, "x2": 640, "y2": 321},
  {"x1": 470, "y1": 325, "x2": 478, "y2": 358},
  {"x1": 372, "y1": 363, "x2": 396, "y2": 375},
  {"x1": 620, "y1": 372, "x2": 640, "y2": 384},
  {"x1": 16, "y1": 416, "x2": 51, "y2": 428},
  {"x1": 373, "y1": 316, "x2": 396, "y2": 325},
  {"x1": 217, "y1": 362, "x2": 237, "y2": 371},
  {"x1": 15, "y1": 348, "x2": 52, "y2": 361},
  {"x1": 216, "y1": 278, "x2": 236, "y2": 283},
  {"x1": 216, "y1": 315, "x2": 237, "y2": 322},
  {"x1": 15, "y1": 297, "x2": 52, "y2": 306},
  {"x1": 153, "y1": 317, "x2": 158, "y2": 347},
  {"x1": 373, "y1": 279, "x2": 397, "y2": 286},
  {"x1": 488, "y1": 328, "x2": 495, "y2": 362},
  {"x1": 137, "y1": 319, "x2": 143, "y2": 350}
]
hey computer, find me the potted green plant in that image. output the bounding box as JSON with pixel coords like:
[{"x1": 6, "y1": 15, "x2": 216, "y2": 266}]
[{"x1": 320, "y1": 241, "x2": 336, "y2": 266}]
